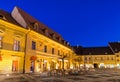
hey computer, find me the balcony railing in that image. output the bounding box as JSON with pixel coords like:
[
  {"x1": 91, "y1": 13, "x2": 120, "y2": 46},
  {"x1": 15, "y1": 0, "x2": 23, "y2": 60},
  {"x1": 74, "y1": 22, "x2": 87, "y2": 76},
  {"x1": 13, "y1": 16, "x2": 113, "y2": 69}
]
[{"x1": 1, "y1": 42, "x2": 25, "y2": 52}]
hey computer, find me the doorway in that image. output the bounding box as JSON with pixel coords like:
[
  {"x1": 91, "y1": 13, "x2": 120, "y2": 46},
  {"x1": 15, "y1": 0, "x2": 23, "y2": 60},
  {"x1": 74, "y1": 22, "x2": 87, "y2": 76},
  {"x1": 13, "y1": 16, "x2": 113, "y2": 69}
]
[
  {"x1": 94, "y1": 63, "x2": 98, "y2": 68},
  {"x1": 30, "y1": 61, "x2": 35, "y2": 73},
  {"x1": 12, "y1": 60, "x2": 18, "y2": 72}
]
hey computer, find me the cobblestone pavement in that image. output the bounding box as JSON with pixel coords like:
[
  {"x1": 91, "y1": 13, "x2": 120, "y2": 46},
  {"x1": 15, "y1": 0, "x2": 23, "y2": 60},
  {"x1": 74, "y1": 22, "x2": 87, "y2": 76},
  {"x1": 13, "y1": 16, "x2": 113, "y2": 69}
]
[{"x1": 1, "y1": 70, "x2": 120, "y2": 82}]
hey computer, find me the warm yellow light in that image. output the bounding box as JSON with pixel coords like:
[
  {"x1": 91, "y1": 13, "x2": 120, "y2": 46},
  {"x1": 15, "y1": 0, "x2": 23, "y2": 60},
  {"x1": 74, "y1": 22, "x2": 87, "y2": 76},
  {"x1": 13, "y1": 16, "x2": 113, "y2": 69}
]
[{"x1": 70, "y1": 65, "x2": 73, "y2": 69}]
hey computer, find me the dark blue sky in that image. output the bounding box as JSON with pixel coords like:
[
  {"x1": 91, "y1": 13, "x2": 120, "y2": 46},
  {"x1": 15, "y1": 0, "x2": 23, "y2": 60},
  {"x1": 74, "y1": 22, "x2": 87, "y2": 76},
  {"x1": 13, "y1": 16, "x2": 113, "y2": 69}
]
[{"x1": 0, "y1": 0, "x2": 120, "y2": 47}]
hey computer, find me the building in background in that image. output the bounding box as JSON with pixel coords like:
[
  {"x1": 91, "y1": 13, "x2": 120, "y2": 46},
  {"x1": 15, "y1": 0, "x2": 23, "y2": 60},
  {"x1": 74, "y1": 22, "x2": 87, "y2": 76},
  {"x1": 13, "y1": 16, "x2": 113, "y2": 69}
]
[{"x1": 73, "y1": 42, "x2": 120, "y2": 69}]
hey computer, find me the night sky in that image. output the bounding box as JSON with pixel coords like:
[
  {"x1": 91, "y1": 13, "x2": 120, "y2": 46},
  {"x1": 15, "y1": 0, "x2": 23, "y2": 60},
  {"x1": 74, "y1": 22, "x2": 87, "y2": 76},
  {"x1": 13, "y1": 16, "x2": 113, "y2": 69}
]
[{"x1": 0, "y1": 0, "x2": 120, "y2": 47}]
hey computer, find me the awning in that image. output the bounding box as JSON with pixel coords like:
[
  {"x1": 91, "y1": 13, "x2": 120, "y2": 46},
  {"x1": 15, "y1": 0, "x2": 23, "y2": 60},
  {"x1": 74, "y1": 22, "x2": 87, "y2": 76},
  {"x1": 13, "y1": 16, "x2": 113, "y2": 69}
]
[{"x1": 30, "y1": 56, "x2": 37, "y2": 61}]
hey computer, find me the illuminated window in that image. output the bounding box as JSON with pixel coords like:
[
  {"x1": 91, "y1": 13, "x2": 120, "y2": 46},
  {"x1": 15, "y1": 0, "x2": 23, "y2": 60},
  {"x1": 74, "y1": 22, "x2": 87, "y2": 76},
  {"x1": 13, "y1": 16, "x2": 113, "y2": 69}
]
[
  {"x1": 52, "y1": 48, "x2": 54, "y2": 54},
  {"x1": 13, "y1": 40, "x2": 20, "y2": 51},
  {"x1": 0, "y1": 36, "x2": 2, "y2": 49},
  {"x1": 32, "y1": 41, "x2": 36, "y2": 50},
  {"x1": 44, "y1": 45, "x2": 47, "y2": 52}
]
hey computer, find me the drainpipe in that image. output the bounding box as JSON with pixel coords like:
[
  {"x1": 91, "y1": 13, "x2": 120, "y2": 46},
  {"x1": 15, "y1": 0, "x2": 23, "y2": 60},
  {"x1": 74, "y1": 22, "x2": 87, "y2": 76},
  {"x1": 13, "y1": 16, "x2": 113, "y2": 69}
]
[{"x1": 23, "y1": 29, "x2": 31, "y2": 74}]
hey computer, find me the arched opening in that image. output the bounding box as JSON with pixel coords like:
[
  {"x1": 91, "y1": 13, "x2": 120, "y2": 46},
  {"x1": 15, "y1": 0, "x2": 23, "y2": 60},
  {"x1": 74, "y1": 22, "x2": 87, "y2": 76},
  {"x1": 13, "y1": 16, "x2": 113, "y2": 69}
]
[
  {"x1": 94, "y1": 63, "x2": 98, "y2": 68},
  {"x1": 99, "y1": 63, "x2": 105, "y2": 68}
]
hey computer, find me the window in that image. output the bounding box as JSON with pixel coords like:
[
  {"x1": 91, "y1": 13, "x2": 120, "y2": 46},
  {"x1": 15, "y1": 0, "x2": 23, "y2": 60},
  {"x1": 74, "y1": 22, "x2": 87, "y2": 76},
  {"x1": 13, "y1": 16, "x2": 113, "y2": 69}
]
[
  {"x1": 34, "y1": 23, "x2": 39, "y2": 30},
  {"x1": 32, "y1": 41, "x2": 36, "y2": 50},
  {"x1": 101, "y1": 57, "x2": 103, "y2": 60},
  {"x1": 84, "y1": 57, "x2": 87, "y2": 61},
  {"x1": 44, "y1": 45, "x2": 47, "y2": 52},
  {"x1": 111, "y1": 57, "x2": 113, "y2": 60},
  {"x1": 14, "y1": 40, "x2": 20, "y2": 51},
  {"x1": 117, "y1": 55, "x2": 119, "y2": 57},
  {"x1": 117, "y1": 59, "x2": 119, "y2": 62},
  {"x1": 0, "y1": 36, "x2": 2, "y2": 49},
  {"x1": 53, "y1": 33, "x2": 56, "y2": 39},
  {"x1": 0, "y1": 15, "x2": 3, "y2": 19},
  {"x1": 89, "y1": 57, "x2": 91, "y2": 61},
  {"x1": 58, "y1": 50, "x2": 60, "y2": 55},
  {"x1": 45, "y1": 29, "x2": 49, "y2": 36},
  {"x1": 95, "y1": 57, "x2": 97, "y2": 60},
  {"x1": 52, "y1": 48, "x2": 54, "y2": 54}
]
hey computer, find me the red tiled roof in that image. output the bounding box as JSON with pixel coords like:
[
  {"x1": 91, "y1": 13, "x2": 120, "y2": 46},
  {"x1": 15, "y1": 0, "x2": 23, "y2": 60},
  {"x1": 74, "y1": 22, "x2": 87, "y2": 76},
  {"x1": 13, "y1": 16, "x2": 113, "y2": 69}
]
[
  {"x1": 109, "y1": 42, "x2": 120, "y2": 53},
  {"x1": 0, "y1": 9, "x2": 22, "y2": 26},
  {"x1": 14, "y1": 6, "x2": 71, "y2": 47},
  {"x1": 73, "y1": 46, "x2": 114, "y2": 55}
]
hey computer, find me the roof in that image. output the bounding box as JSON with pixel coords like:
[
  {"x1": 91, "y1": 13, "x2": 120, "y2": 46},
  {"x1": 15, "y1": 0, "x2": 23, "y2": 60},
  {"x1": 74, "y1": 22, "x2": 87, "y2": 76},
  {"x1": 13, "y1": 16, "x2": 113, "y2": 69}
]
[
  {"x1": 0, "y1": 10, "x2": 21, "y2": 26},
  {"x1": 73, "y1": 46, "x2": 114, "y2": 55},
  {"x1": 72, "y1": 46, "x2": 83, "y2": 55},
  {"x1": 82, "y1": 46, "x2": 114, "y2": 55},
  {"x1": 109, "y1": 42, "x2": 120, "y2": 53},
  {"x1": 12, "y1": 6, "x2": 71, "y2": 48}
]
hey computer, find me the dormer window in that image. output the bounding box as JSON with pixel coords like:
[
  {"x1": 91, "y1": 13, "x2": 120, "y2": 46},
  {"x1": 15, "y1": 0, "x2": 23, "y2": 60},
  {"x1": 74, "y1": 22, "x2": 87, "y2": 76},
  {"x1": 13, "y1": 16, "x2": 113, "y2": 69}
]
[
  {"x1": 115, "y1": 49, "x2": 117, "y2": 52},
  {"x1": 0, "y1": 15, "x2": 6, "y2": 20},
  {"x1": 59, "y1": 37, "x2": 62, "y2": 42},
  {"x1": 105, "y1": 52, "x2": 108, "y2": 54},
  {"x1": 45, "y1": 29, "x2": 49, "y2": 36},
  {"x1": 67, "y1": 42, "x2": 69, "y2": 46},
  {"x1": 34, "y1": 23, "x2": 39, "y2": 31},
  {"x1": 52, "y1": 33, "x2": 55, "y2": 39},
  {"x1": 0, "y1": 15, "x2": 3, "y2": 19},
  {"x1": 50, "y1": 33, "x2": 56, "y2": 39}
]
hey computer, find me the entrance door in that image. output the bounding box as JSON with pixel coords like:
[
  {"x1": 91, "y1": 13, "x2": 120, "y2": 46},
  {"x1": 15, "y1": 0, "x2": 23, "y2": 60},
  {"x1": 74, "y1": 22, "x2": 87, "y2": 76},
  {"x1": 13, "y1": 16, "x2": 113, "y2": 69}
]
[
  {"x1": 94, "y1": 63, "x2": 98, "y2": 68},
  {"x1": 30, "y1": 61, "x2": 35, "y2": 73},
  {"x1": 12, "y1": 60, "x2": 18, "y2": 72}
]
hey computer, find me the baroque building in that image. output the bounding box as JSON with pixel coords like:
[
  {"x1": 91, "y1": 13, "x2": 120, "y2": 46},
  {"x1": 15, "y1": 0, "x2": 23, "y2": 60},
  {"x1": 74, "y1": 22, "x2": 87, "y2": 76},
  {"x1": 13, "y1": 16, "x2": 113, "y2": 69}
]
[
  {"x1": 73, "y1": 42, "x2": 120, "y2": 69},
  {"x1": 0, "y1": 6, "x2": 120, "y2": 74},
  {"x1": 0, "y1": 9, "x2": 27, "y2": 73},
  {"x1": 0, "y1": 6, "x2": 76, "y2": 73}
]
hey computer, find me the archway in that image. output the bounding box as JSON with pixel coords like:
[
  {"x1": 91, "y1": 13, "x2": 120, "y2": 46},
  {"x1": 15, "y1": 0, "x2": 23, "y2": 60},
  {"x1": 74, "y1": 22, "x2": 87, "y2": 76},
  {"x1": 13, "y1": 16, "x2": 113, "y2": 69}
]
[{"x1": 94, "y1": 63, "x2": 98, "y2": 68}]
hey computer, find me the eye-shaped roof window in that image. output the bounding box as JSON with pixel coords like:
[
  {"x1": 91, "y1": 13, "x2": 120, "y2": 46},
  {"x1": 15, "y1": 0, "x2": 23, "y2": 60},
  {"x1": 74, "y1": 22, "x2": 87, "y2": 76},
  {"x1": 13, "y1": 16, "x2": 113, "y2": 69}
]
[
  {"x1": 0, "y1": 15, "x2": 3, "y2": 19},
  {"x1": 0, "y1": 15, "x2": 6, "y2": 20}
]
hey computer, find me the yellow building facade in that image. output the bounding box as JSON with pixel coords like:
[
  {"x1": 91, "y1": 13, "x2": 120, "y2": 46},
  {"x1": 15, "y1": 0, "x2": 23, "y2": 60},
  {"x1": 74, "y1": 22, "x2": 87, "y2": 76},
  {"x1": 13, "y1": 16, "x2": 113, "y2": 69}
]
[
  {"x1": 24, "y1": 30, "x2": 74, "y2": 73},
  {"x1": 73, "y1": 43, "x2": 120, "y2": 69},
  {"x1": 1, "y1": 6, "x2": 120, "y2": 74},
  {"x1": 11, "y1": 6, "x2": 75, "y2": 73},
  {"x1": 0, "y1": 10, "x2": 27, "y2": 74}
]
